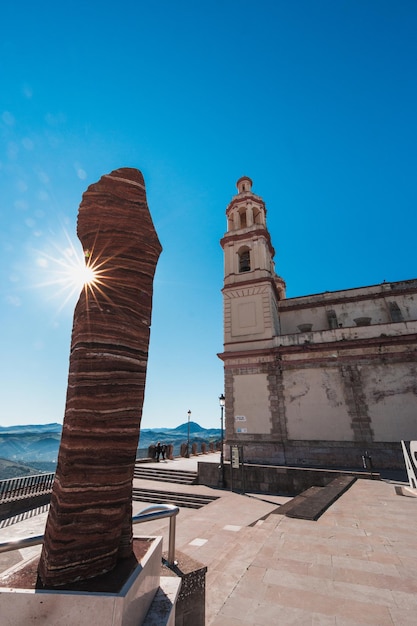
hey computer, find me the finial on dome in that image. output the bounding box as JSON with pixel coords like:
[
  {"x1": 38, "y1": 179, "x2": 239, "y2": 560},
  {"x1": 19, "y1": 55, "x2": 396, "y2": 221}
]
[{"x1": 236, "y1": 176, "x2": 253, "y2": 194}]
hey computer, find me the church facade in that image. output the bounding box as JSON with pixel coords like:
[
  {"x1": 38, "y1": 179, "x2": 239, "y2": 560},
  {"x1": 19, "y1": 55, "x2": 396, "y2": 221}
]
[{"x1": 218, "y1": 177, "x2": 417, "y2": 469}]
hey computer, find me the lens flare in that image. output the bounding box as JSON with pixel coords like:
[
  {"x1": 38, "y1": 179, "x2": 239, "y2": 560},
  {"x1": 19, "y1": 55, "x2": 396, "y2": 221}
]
[
  {"x1": 29, "y1": 226, "x2": 136, "y2": 318},
  {"x1": 66, "y1": 256, "x2": 97, "y2": 291},
  {"x1": 82, "y1": 264, "x2": 97, "y2": 286},
  {"x1": 61, "y1": 256, "x2": 96, "y2": 292},
  {"x1": 31, "y1": 229, "x2": 106, "y2": 313}
]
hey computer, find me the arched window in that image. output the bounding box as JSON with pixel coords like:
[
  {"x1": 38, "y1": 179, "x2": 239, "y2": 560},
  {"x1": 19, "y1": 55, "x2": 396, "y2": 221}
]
[
  {"x1": 253, "y1": 208, "x2": 262, "y2": 225},
  {"x1": 238, "y1": 247, "x2": 251, "y2": 273}
]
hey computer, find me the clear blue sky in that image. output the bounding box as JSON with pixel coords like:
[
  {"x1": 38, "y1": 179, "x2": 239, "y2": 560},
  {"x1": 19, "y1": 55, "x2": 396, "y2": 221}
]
[{"x1": 1, "y1": 1, "x2": 416, "y2": 430}]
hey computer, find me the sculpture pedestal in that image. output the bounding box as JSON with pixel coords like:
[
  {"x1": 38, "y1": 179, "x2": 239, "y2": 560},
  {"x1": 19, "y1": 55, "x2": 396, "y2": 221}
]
[{"x1": 0, "y1": 537, "x2": 162, "y2": 626}]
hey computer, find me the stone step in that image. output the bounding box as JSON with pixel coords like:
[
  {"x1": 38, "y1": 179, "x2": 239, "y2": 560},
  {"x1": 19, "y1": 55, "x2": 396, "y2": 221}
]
[
  {"x1": 134, "y1": 474, "x2": 197, "y2": 485},
  {"x1": 132, "y1": 487, "x2": 218, "y2": 510},
  {"x1": 134, "y1": 466, "x2": 198, "y2": 485}
]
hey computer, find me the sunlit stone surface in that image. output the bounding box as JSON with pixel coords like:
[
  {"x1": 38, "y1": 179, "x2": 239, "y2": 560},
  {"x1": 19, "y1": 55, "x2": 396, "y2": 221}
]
[{"x1": 38, "y1": 168, "x2": 162, "y2": 587}]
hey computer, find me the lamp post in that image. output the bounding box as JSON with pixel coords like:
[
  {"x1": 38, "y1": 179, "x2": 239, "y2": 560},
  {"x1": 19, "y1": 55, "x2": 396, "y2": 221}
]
[
  {"x1": 186, "y1": 409, "x2": 191, "y2": 458},
  {"x1": 219, "y1": 394, "x2": 225, "y2": 487}
]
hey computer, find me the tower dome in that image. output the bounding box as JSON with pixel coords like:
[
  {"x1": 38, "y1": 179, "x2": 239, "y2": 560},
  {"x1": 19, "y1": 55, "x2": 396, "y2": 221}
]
[{"x1": 236, "y1": 176, "x2": 253, "y2": 194}]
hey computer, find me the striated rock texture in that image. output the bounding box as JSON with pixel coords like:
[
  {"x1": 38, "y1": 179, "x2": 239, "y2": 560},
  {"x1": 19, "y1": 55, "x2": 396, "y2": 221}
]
[{"x1": 37, "y1": 168, "x2": 162, "y2": 587}]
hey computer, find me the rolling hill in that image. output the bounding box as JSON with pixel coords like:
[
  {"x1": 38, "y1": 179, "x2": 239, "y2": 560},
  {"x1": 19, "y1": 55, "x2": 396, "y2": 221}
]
[{"x1": 0, "y1": 422, "x2": 221, "y2": 479}]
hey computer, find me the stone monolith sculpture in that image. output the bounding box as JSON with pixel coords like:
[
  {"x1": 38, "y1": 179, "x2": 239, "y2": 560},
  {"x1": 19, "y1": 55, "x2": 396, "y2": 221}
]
[{"x1": 37, "y1": 168, "x2": 162, "y2": 587}]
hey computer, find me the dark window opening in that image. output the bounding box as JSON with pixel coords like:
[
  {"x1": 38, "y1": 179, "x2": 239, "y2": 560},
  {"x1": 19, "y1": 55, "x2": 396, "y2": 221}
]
[
  {"x1": 388, "y1": 301, "x2": 404, "y2": 322},
  {"x1": 254, "y1": 209, "x2": 262, "y2": 225},
  {"x1": 239, "y1": 250, "x2": 251, "y2": 272},
  {"x1": 326, "y1": 309, "x2": 338, "y2": 329}
]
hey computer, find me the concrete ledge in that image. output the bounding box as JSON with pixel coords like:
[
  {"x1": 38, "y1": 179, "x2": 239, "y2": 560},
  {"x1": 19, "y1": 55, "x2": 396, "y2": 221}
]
[
  {"x1": 198, "y1": 460, "x2": 374, "y2": 495},
  {"x1": 274, "y1": 476, "x2": 357, "y2": 520}
]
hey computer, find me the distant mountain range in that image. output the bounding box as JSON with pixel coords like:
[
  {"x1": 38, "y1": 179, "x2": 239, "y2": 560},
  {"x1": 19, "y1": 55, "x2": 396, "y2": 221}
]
[
  {"x1": 0, "y1": 425, "x2": 61, "y2": 465},
  {"x1": 140, "y1": 421, "x2": 221, "y2": 443},
  {"x1": 0, "y1": 421, "x2": 221, "y2": 480},
  {"x1": 0, "y1": 424, "x2": 62, "y2": 434}
]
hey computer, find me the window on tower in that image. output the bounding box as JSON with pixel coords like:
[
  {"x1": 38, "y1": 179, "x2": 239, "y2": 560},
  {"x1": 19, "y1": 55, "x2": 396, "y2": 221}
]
[
  {"x1": 253, "y1": 208, "x2": 262, "y2": 225},
  {"x1": 238, "y1": 248, "x2": 251, "y2": 273},
  {"x1": 388, "y1": 301, "x2": 404, "y2": 322},
  {"x1": 326, "y1": 309, "x2": 338, "y2": 329}
]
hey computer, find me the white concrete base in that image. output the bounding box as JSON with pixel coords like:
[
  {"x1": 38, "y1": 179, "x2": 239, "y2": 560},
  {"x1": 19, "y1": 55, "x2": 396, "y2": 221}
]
[{"x1": 0, "y1": 535, "x2": 162, "y2": 626}]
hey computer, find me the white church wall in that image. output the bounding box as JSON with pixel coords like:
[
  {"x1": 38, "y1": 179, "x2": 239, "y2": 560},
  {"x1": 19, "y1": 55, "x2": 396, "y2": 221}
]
[
  {"x1": 233, "y1": 373, "x2": 271, "y2": 435},
  {"x1": 220, "y1": 178, "x2": 417, "y2": 469},
  {"x1": 284, "y1": 367, "x2": 353, "y2": 441},
  {"x1": 278, "y1": 285, "x2": 417, "y2": 335},
  {"x1": 361, "y1": 363, "x2": 417, "y2": 441}
]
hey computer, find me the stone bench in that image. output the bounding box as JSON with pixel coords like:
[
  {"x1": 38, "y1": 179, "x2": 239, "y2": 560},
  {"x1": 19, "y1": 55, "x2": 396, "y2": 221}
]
[{"x1": 274, "y1": 475, "x2": 356, "y2": 521}]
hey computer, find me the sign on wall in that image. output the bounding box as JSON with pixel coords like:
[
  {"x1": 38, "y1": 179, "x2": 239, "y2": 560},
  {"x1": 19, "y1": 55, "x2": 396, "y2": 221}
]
[
  {"x1": 401, "y1": 441, "x2": 417, "y2": 489},
  {"x1": 231, "y1": 445, "x2": 240, "y2": 469},
  {"x1": 235, "y1": 415, "x2": 247, "y2": 434}
]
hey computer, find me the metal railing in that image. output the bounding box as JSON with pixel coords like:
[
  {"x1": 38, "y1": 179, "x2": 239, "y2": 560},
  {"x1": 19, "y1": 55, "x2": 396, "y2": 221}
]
[
  {"x1": 0, "y1": 503, "x2": 180, "y2": 566},
  {"x1": 133, "y1": 504, "x2": 179, "y2": 564},
  {"x1": 0, "y1": 474, "x2": 55, "y2": 502}
]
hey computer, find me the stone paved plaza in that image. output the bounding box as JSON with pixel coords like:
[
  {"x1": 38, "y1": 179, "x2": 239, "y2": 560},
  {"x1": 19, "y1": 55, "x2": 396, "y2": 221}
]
[{"x1": 1, "y1": 454, "x2": 416, "y2": 625}]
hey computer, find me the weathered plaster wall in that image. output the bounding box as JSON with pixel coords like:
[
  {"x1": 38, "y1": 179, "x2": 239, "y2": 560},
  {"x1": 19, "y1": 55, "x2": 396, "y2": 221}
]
[
  {"x1": 362, "y1": 363, "x2": 417, "y2": 440},
  {"x1": 279, "y1": 282, "x2": 417, "y2": 335},
  {"x1": 222, "y1": 339, "x2": 417, "y2": 468},
  {"x1": 233, "y1": 372, "x2": 270, "y2": 435},
  {"x1": 284, "y1": 367, "x2": 353, "y2": 441}
]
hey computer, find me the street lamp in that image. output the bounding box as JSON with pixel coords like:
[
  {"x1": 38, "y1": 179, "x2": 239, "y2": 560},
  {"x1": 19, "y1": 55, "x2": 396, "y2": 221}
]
[
  {"x1": 219, "y1": 394, "x2": 225, "y2": 487},
  {"x1": 186, "y1": 409, "x2": 191, "y2": 458}
]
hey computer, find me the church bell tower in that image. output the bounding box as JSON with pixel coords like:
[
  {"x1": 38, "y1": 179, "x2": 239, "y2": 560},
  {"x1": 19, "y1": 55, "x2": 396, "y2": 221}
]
[{"x1": 220, "y1": 176, "x2": 285, "y2": 351}]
